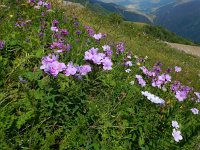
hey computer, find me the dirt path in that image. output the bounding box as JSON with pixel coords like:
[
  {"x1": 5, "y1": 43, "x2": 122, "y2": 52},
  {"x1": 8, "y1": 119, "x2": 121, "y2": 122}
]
[{"x1": 166, "y1": 42, "x2": 200, "y2": 57}]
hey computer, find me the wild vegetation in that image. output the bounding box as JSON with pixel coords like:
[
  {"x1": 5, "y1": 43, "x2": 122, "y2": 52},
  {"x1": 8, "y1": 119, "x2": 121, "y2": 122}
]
[{"x1": 0, "y1": 0, "x2": 200, "y2": 149}]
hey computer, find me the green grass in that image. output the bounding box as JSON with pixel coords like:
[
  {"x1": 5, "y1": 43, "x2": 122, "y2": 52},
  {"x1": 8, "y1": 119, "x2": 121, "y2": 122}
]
[{"x1": 67, "y1": 7, "x2": 200, "y2": 90}]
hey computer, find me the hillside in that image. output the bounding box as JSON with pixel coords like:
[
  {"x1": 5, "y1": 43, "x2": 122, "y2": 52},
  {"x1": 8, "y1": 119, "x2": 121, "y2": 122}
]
[
  {"x1": 66, "y1": 0, "x2": 152, "y2": 23},
  {"x1": 0, "y1": 0, "x2": 200, "y2": 149},
  {"x1": 67, "y1": 0, "x2": 200, "y2": 44},
  {"x1": 155, "y1": 0, "x2": 200, "y2": 43}
]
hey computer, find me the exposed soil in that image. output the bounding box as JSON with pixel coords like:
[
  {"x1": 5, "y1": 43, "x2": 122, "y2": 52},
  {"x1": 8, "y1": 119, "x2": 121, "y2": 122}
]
[{"x1": 166, "y1": 42, "x2": 200, "y2": 57}]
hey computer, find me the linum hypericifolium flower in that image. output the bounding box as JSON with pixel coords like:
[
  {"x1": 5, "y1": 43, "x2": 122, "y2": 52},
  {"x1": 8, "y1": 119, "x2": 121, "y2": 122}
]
[
  {"x1": 172, "y1": 129, "x2": 183, "y2": 142},
  {"x1": 191, "y1": 108, "x2": 199, "y2": 115},
  {"x1": 141, "y1": 91, "x2": 165, "y2": 105},
  {"x1": 136, "y1": 75, "x2": 146, "y2": 87},
  {"x1": 172, "y1": 121, "x2": 180, "y2": 129},
  {"x1": 175, "y1": 66, "x2": 182, "y2": 72}
]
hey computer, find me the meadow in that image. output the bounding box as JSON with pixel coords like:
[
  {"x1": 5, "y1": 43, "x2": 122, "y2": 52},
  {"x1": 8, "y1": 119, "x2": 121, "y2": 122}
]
[{"x1": 0, "y1": 0, "x2": 199, "y2": 149}]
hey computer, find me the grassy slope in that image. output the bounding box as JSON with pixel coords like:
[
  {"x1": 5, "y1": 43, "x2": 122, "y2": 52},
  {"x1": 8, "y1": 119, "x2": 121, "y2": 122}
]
[{"x1": 63, "y1": 5, "x2": 200, "y2": 90}]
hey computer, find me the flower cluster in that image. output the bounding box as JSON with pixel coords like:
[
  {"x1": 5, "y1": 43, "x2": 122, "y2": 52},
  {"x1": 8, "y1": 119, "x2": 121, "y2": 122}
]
[
  {"x1": 141, "y1": 91, "x2": 165, "y2": 105},
  {"x1": 0, "y1": 40, "x2": 5, "y2": 50},
  {"x1": 102, "y1": 45, "x2": 113, "y2": 58},
  {"x1": 116, "y1": 42, "x2": 125, "y2": 54},
  {"x1": 28, "y1": 0, "x2": 51, "y2": 10},
  {"x1": 40, "y1": 54, "x2": 92, "y2": 77},
  {"x1": 171, "y1": 81, "x2": 192, "y2": 101},
  {"x1": 50, "y1": 42, "x2": 71, "y2": 53},
  {"x1": 171, "y1": 121, "x2": 183, "y2": 142},
  {"x1": 84, "y1": 47, "x2": 113, "y2": 70},
  {"x1": 85, "y1": 26, "x2": 95, "y2": 37},
  {"x1": 49, "y1": 20, "x2": 71, "y2": 53},
  {"x1": 140, "y1": 64, "x2": 193, "y2": 102},
  {"x1": 15, "y1": 20, "x2": 32, "y2": 28},
  {"x1": 152, "y1": 73, "x2": 171, "y2": 88},
  {"x1": 40, "y1": 54, "x2": 65, "y2": 77}
]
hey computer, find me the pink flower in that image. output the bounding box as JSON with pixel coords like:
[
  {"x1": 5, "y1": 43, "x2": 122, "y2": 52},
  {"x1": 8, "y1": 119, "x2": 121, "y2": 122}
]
[
  {"x1": 172, "y1": 129, "x2": 183, "y2": 142},
  {"x1": 79, "y1": 65, "x2": 92, "y2": 75},
  {"x1": 191, "y1": 108, "x2": 199, "y2": 115},
  {"x1": 93, "y1": 33, "x2": 102, "y2": 40},
  {"x1": 175, "y1": 90, "x2": 187, "y2": 101},
  {"x1": 172, "y1": 121, "x2": 180, "y2": 129},
  {"x1": 102, "y1": 57, "x2": 113, "y2": 70},
  {"x1": 65, "y1": 63, "x2": 77, "y2": 76},
  {"x1": 136, "y1": 75, "x2": 146, "y2": 87},
  {"x1": 51, "y1": 26, "x2": 58, "y2": 32},
  {"x1": 175, "y1": 66, "x2": 182, "y2": 72}
]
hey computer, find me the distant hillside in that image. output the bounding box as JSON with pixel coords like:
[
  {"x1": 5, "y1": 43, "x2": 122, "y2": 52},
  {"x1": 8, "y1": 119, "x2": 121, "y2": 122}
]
[
  {"x1": 66, "y1": 0, "x2": 152, "y2": 23},
  {"x1": 155, "y1": 0, "x2": 200, "y2": 43}
]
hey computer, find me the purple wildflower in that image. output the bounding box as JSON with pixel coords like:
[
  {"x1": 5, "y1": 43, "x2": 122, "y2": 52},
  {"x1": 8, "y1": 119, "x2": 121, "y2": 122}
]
[
  {"x1": 40, "y1": 54, "x2": 66, "y2": 77},
  {"x1": 101, "y1": 57, "x2": 113, "y2": 70},
  {"x1": 85, "y1": 26, "x2": 94, "y2": 37},
  {"x1": 93, "y1": 33, "x2": 103, "y2": 40},
  {"x1": 175, "y1": 90, "x2": 187, "y2": 102},
  {"x1": 0, "y1": 41, "x2": 5, "y2": 49},
  {"x1": 65, "y1": 62, "x2": 77, "y2": 76},
  {"x1": 171, "y1": 81, "x2": 181, "y2": 92},
  {"x1": 51, "y1": 26, "x2": 58, "y2": 32},
  {"x1": 194, "y1": 92, "x2": 200, "y2": 99},
  {"x1": 175, "y1": 66, "x2": 182, "y2": 72},
  {"x1": 79, "y1": 65, "x2": 92, "y2": 75},
  {"x1": 191, "y1": 108, "x2": 199, "y2": 115},
  {"x1": 84, "y1": 47, "x2": 99, "y2": 61},
  {"x1": 116, "y1": 42, "x2": 125, "y2": 54},
  {"x1": 136, "y1": 75, "x2": 146, "y2": 87},
  {"x1": 172, "y1": 121, "x2": 180, "y2": 129},
  {"x1": 76, "y1": 30, "x2": 82, "y2": 35},
  {"x1": 52, "y1": 20, "x2": 59, "y2": 27},
  {"x1": 125, "y1": 61, "x2": 133, "y2": 67},
  {"x1": 172, "y1": 129, "x2": 183, "y2": 142},
  {"x1": 102, "y1": 45, "x2": 112, "y2": 57},
  {"x1": 60, "y1": 29, "x2": 69, "y2": 36}
]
